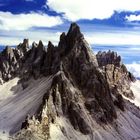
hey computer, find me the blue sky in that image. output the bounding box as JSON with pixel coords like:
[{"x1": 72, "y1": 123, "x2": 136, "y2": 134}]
[{"x1": 0, "y1": 0, "x2": 140, "y2": 77}]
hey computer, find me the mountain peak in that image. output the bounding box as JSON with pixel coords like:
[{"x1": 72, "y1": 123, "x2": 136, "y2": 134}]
[
  {"x1": 66, "y1": 23, "x2": 83, "y2": 48},
  {"x1": 67, "y1": 23, "x2": 80, "y2": 34},
  {"x1": 23, "y1": 39, "x2": 29, "y2": 46},
  {"x1": 48, "y1": 41, "x2": 54, "y2": 48},
  {"x1": 17, "y1": 38, "x2": 29, "y2": 54},
  {"x1": 67, "y1": 22, "x2": 83, "y2": 39},
  {"x1": 38, "y1": 40, "x2": 43, "y2": 47}
]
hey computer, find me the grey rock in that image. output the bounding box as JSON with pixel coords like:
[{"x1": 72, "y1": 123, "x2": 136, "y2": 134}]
[
  {"x1": 0, "y1": 23, "x2": 138, "y2": 140},
  {"x1": 96, "y1": 50, "x2": 135, "y2": 99}
]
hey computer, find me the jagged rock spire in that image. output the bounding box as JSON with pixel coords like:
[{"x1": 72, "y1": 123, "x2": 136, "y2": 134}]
[
  {"x1": 3, "y1": 46, "x2": 15, "y2": 60},
  {"x1": 47, "y1": 41, "x2": 54, "y2": 49},
  {"x1": 23, "y1": 39, "x2": 29, "y2": 47},
  {"x1": 32, "y1": 42, "x2": 38, "y2": 49},
  {"x1": 38, "y1": 40, "x2": 43, "y2": 47},
  {"x1": 66, "y1": 23, "x2": 83, "y2": 48},
  {"x1": 17, "y1": 38, "x2": 29, "y2": 54},
  {"x1": 96, "y1": 50, "x2": 121, "y2": 67},
  {"x1": 67, "y1": 23, "x2": 83, "y2": 38}
]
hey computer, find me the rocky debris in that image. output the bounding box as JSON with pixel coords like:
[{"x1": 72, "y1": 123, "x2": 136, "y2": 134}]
[{"x1": 0, "y1": 23, "x2": 138, "y2": 140}]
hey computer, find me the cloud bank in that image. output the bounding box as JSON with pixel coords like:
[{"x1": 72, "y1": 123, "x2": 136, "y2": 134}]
[
  {"x1": 126, "y1": 62, "x2": 140, "y2": 78},
  {"x1": 0, "y1": 12, "x2": 63, "y2": 30},
  {"x1": 85, "y1": 31, "x2": 140, "y2": 46},
  {"x1": 47, "y1": 0, "x2": 140, "y2": 21},
  {"x1": 0, "y1": 30, "x2": 61, "y2": 46}
]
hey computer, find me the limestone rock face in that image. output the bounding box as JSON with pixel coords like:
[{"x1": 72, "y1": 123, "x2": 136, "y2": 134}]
[
  {"x1": 96, "y1": 51, "x2": 135, "y2": 99},
  {"x1": 0, "y1": 23, "x2": 139, "y2": 140},
  {"x1": 0, "y1": 46, "x2": 18, "y2": 81}
]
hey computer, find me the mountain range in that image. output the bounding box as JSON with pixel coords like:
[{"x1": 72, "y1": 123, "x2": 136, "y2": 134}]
[{"x1": 0, "y1": 23, "x2": 140, "y2": 140}]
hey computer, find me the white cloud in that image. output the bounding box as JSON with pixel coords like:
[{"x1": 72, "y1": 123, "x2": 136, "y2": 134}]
[
  {"x1": 85, "y1": 31, "x2": 140, "y2": 45},
  {"x1": 0, "y1": 30, "x2": 61, "y2": 46},
  {"x1": 126, "y1": 15, "x2": 140, "y2": 21},
  {"x1": 0, "y1": 11, "x2": 63, "y2": 30},
  {"x1": 2, "y1": 25, "x2": 140, "y2": 46},
  {"x1": 47, "y1": 0, "x2": 140, "y2": 21},
  {"x1": 126, "y1": 62, "x2": 140, "y2": 78}
]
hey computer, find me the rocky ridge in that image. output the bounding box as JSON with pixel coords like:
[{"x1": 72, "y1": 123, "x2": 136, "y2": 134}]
[{"x1": 0, "y1": 23, "x2": 139, "y2": 140}]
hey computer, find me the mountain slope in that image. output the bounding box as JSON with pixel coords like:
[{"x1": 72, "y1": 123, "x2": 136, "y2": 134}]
[{"x1": 0, "y1": 23, "x2": 140, "y2": 140}]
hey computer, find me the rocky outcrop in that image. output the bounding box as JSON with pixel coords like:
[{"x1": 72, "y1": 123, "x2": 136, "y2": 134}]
[
  {"x1": 96, "y1": 50, "x2": 135, "y2": 99},
  {"x1": 0, "y1": 23, "x2": 138, "y2": 140},
  {"x1": 0, "y1": 46, "x2": 18, "y2": 82}
]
